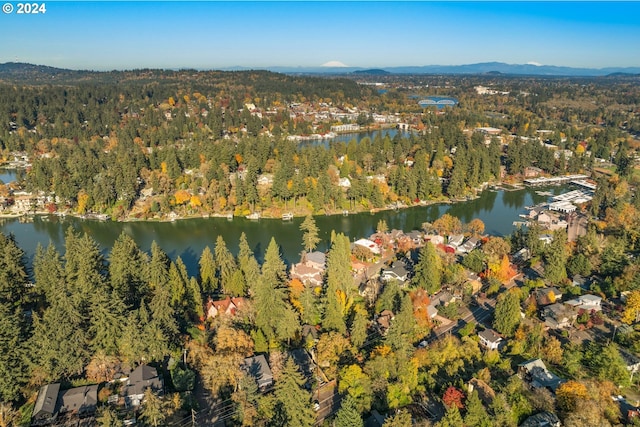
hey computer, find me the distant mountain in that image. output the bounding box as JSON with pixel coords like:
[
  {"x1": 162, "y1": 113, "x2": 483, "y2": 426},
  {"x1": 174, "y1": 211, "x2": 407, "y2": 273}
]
[
  {"x1": 380, "y1": 62, "x2": 640, "y2": 76},
  {"x1": 352, "y1": 69, "x2": 390, "y2": 75},
  {"x1": 2, "y1": 62, "x2": 640, "y2": 81}
]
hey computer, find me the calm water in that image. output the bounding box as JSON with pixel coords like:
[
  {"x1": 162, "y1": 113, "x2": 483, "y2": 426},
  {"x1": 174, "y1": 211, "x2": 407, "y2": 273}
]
[
  {"x1": 0, "y1": 169, "x2": 18, "y2": 184},
  {"x1": 1, "y1": 187, "x2": 555, "y2": 277},
  {"x1": 300, "y1": 128, "x2": 411, "y2": 148}
]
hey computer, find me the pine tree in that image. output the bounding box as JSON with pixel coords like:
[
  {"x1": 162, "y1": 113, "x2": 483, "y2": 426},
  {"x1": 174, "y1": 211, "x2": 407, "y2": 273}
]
[
  {"x1": 215, "y1": 235, "x2": 236, "y2": 293},
  {"x1": 89, "y1": 289, "x2": 126, "y2": 355},
  {"x1": 300, "y1": 285, "x2": 321, "y2": 325},
  {"x1": 323, "y1": 233, "x2": 352, "y2": 334},
  {"x1": 350, "y1": 305, "x2": 368, "y2": 350},
  {"x1": 238, "y1": 233, "x2": 260, "y2": 295},
  {"x1": 334, "y1": 395, "x2": 363, "y2": 427},
  {"x1": 0, "y1": 233, "x2": 28, "y2": 306},
  {"x1": 109, "y1": 232, "x2": 149, "y2": 307},
  {"x1": 198, "y1": 246, "x2": 218, "y2": 293},
  {"x1": 464, "y1": 391, "x2": 493, "y2": 427},
  {"x1": 300, "y1": 214, "x2": 320, "y2": 252},
  {"x1": 274, "y1": 357, "x2": 315, "y2": 427},
  {"x1": 413, "y1": 242, "x2": 442, "y2": 294},
  {"x1": 33, "y1": 243, "x2": 65, "y2": 303},
  {"x1": 437, "y1": 404, "x2": 464, "y2": 427},
  {"x1": 0, "y1": 302, "x2": 27, "y2": 402},
  {"x1": 493, "y1": 290, "x2": 521, "y2": 337},
  {"x1": 139, "y1": 387, "x2": 166, "y2": 427}
]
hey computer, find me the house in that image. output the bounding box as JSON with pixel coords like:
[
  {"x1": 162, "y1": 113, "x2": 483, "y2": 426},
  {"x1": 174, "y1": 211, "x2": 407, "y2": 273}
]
[
  {"x1": 354, "y1": 238, "x2": 381, "y2": 255},
  {"x1": 478, "y1": 328, "x2": 504, "y2": 351},
  {"x1": 535, "y1": 287, "x2": 562, "y2": 307},
  {"x1": 406, "y1": 230, "x2": 424, "y2": 246},
  {"x1": 376, "y1": 310, "x2": 394, "y2": 334},
  {"x1": 565, "y1": 294, "x2": 602, "y2": 311},
  {"x1": 205, "y1": 296, "x2": 246, "y2": 319},
  {"x1": 465, "y1": 271, "x2": 483, "y2": 295},
  {"x1": 424, "y1": 234, "x2": 445, "y2": 246},
  {"x1": 458, "y1": 237, "x2": 480, "y2": 254},
  {"x1": 291, "y1": 251, "x2": 326, "y2": 287},
  {"x1": 447, "y1": 234, "x2": 465, "y2": 248},
  {"x1": 467, "y1": 378, "x2": 496, "y2": 405},
  {"x1": 381, "y1": 261, "x2": 409, "y2": 283},
  {"x1": 242, "y1": 355, "x2": 273, "y2": 390},
  {"x1": 520, "y1": 411, "x2": 561, "y2": 427},
  {"x1": 32, "y1": 383, "x2": 99, "y2": 425},
  {"x1": 620, "y1": 349, "x2": 640, "y2": 375},
  {"x1": 305, "y1": 251, "x2": 326, "y2": 270},
  {"x1": 542, "y1": 303, "x2": 576, "y2": 329},
  {"x1": 338, "y1": 177, "x2": 351, "y2": 188},
  {"x1": 518, "y1": 359, "x2": 564, "y2": 392},
  {"x1": 124, "y1": 365, "x2": 163, "y2": 407},
  {"x1": 32, "y1": 383, "x2": 61, "y2": 424},
  {"x1": 257, "y1": 174, "x2": 274, "y2": 186}
]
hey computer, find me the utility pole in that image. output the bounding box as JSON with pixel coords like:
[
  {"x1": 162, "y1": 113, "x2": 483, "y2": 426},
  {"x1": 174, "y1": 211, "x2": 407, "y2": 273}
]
[{"x1": 191, "y1": 408, "x2": 196, "y2": 427}]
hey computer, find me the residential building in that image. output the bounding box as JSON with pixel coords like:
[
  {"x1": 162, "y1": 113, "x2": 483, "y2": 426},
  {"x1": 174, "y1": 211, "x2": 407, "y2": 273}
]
[
  {"x1": 32, "y1": 383, "x2": 99, "y2": 426},
  {"x1": 565, "y1": 294, "x2": 602, "y2": 311},
  {"x1": 478, "y1": 329, "x2": 504, "y2": 350},
  {"x1": 205, "y1": 296, "x2": 246, "y2": 319},
  {"x1": 520, "y1": 411, "x2": 561, "y2": 427},
  {"x1": 542, "y1": 303, "x2": 576, "y2": 329},
  {"x1": 518, "y1": 359, "x2": 564, "y2": 392},
  {"x1": 243, "y1": 355, "x2": 273, "y2": 390},
  {"x1": 380, "y1": 261, "x2": 409, "y2": 283},
  {"x1": 124, "y1": 365, "x2": 163, "y2": 407}
]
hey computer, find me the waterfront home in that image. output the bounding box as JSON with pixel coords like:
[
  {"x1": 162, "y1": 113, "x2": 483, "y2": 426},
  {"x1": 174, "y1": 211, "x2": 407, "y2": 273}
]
[
  {"x1": 458, "y1": 237, "x2": 480, "y2": 254},
  {"x1": 447, "y1": 234, "x2": 464, "y2": 248},
  {"x1": 354, "y1": 238, "x2": 381, "y2": 255}
]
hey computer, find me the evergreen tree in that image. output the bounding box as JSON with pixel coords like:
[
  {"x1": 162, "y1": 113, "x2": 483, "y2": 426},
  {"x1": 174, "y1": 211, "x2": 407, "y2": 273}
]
[
  {"x1": 255, "y1": 238, "x2": 299, "y2": 342},
  {"x1": 187, "y1": 277, "x2": 204, "y2": 319},
  {"x1": 89, "y1": 289, "x2": 126, "y2": 355},
  {"x1": 274, "y1": 357, "x2": 315, "y2": 427},
  {"x1": 215, "y1": 235, "x2": 237, "y2": 293},
  {"x1": 0, "y1": 302, "x2": 27, "y2": 402},
  {"x1": 33, "y1": 243, "x2": 65, "y2": 303},
  {"x1": 198, "y1": 246, "x2": 218, "y2": 293},
  {"x1": 334, "y1": 395, "x2": 363, "y2": 427},
  {"x1": 300, "y1": 214, "x2": 321, "y2": 252},
  {"x1": 437, "y1": 404, "x2": 464, "y2": 427},
  {"x1": 238, "y1": 232, "x2": 260, "y2": 295},
  {"x1": 350, "y1": 305, "x2": 368, "y2": 350},
  {"x1": 413, "y1": 242, "x2": 442, "y2": 294},
  {"x1": 0, "y1": 233, "x2": 28, "y2": 307},
  {"x1": 300, "y1": 286, "x2": 321, "y2": 325},
  {"x1": 493, "y1": 290, "x2": 521, "y2": 337},
  {"x1": 464, "y1": 391, "x2": 493, "y2": 427},
  {"x1": 109, "y1": 232, "x2": 149, "y2": 307},
  {"x1": 139, "y1": 387, "x2": 166, "y2": 427},
  {"x1": 323, "y1": 233, "x2": 352, "y2": 334},
  {"x1": 385, "y1": 294, "x2": 415, "y2": 357}
]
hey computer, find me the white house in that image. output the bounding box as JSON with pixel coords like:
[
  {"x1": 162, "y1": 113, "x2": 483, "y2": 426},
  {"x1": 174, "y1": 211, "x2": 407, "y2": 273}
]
[
  {"x1": 478, "y1": 329, "x2": 504, "y2": 350},
  {"x1": 565, "y1": 294, "x2": 602, "y2": 311},
  {"x1": 354, "y1": 238, "x2": 381, "y2": 255}
]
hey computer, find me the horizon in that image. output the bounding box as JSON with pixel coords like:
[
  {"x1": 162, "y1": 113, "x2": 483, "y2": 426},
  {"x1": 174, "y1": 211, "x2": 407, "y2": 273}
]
[{"x1": 1, "y1": 2, "x2": 639, "y2": 71}]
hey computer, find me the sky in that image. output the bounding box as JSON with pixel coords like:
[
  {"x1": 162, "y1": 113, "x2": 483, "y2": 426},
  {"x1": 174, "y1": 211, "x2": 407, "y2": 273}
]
[{"x1": 1, "y1": 1, "x2": 639, "y2": 70}]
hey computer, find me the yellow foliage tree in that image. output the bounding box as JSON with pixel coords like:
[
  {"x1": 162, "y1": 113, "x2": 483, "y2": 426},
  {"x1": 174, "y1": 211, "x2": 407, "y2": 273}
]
[
  {"x1": 77, "y1": 190, "x2": 89, "y2": 214},
  {"x1": 174, "y1": 190, "x2": 191, "y2": 205},
  {"x1": 556, "y1": 380, "x2": 589, "y2": 411},
  {"x1": 622, "y1": 290, "x2": 640, "y2": 324},
  {"x1": 190, "y1": 195, "x2": 202, "y2": 208}
]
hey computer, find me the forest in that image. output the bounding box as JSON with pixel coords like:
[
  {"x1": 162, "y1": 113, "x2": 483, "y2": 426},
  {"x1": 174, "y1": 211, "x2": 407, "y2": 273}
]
[{"x1": 1, "y1": 67, "x2": 640, "y2": 426}]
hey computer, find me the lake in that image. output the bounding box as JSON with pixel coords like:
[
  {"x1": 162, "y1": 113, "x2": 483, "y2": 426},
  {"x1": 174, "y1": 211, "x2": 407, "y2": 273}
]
[{"x1": 1, "y1": 186, "x2": 556, "y2": 277}]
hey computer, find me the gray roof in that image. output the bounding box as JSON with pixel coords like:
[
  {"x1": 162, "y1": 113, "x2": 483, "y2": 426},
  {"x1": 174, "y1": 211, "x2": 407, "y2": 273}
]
[
  {"x1": 305, "y1": 251, "x2": 326, "y2": 267},
  {"x1": 33, "y1": 383, "x2": 60, "y2": 419},
  {"x1": 126, "y1": 365, "x2": 163, "y2": 397},
  {"x1": 59, "y1": 384, "x2": 99, "y2": 416},
  {"x1": 243, "y1": 355, "x2": 273, "y2": 389},
  {"x1": 520, "y1": 411, "x2": 561, "y2": 427},
  {"x1": 478, "y1": 329, "x2": 502, "y2": 344}
]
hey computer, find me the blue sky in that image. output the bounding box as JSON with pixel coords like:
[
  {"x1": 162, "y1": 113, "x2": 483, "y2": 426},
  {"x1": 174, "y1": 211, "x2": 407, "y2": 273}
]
[{"x1": 1, "y1": 1, "x2": 639, "y2": 70}]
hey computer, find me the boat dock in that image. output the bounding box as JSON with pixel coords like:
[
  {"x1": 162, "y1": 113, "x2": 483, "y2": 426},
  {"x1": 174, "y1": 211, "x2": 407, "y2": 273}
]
[{"x1": 523, "y1": 174, "x2": 588, "y2": 187}]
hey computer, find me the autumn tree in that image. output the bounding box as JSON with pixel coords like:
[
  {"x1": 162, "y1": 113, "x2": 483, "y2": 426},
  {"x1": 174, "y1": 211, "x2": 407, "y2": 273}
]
[
  {"x1": 622, "y1": 289, "x2": 640, "y2": 324},
  {"x1": 432, "y1": 213, "x2": 463, "y2": 236},
  {"x1": 556, "y1": 380, "x2": 589, "y2": 412},
  {"x1": 466, "y1": 218, "x2": 485, "y2": 237}
]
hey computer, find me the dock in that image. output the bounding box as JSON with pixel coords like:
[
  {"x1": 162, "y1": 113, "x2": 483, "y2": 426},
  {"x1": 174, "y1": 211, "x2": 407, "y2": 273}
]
[{"x1": 523, "y1": 174, "x2": 588, "y2": 187}]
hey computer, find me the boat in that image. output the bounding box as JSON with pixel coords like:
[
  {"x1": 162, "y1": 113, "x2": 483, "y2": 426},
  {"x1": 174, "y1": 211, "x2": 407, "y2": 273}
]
[
  {"x1": 343, "y1": 210, "x2": 349, "y2": 216},
  {"x1": 282, "y1": 212, "x2": 293, "y2": 221},
  {"x1": 246, "y1": 212, "x2": 261, "y2": 220},
  {"x1": 226, "y1": 213, "x2": 233, "y2": 220}
]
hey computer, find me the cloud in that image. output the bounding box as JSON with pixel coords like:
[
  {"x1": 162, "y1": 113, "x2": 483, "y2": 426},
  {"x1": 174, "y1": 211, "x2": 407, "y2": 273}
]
[
  {"x1": 527, "y1": 61, "x2": 543, "y2": 66},
  {"x1": 322, "y1": 60, "x2": 348, "y2": 67}
]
